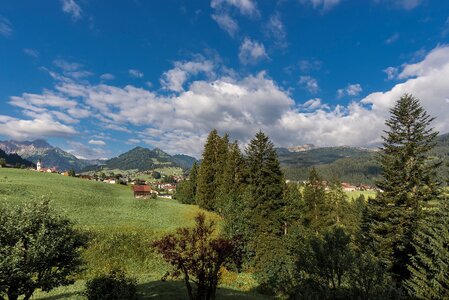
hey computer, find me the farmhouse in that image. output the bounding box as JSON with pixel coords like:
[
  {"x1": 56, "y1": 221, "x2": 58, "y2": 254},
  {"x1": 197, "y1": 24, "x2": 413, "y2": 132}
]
[{"x1": 133, "y1": 185, "x2": 155, "y2": 198}]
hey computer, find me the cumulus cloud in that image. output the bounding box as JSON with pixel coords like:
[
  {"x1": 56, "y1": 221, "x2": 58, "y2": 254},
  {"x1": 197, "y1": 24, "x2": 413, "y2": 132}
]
[
  {"x1": 300, "y1": 0, "x2": 342, "y2": 11},
  {"x1": 238, "y1": 38, "x2": 269, "y2": 65},
  {"x1": 4, "y1": 45, "x2": 449, "y2": 157},
  {"x1": 299, "y1": 76, "x2": 319, "y2": 94},
  {"x1": 61, "y1": 0, "x2": 82, "y2": 21},
  {"x1": 88, "y1": 139, "x2": 106, "y2": 146},
  {"x1": 0, "y1": 115, "x2": 77, "y2": 140},
  {"x1": 160, "y1": 59, "x2": 215, "y2": 92},
  {"x1": 211, "y1": 13, "x2": 239, "y2": 37},
  {"x1": 337, "y1": 83, "x2": 362, "y2": 98},
  {"x1": 129, "y1": 69, "x2": 144, "y2": 78},
  {"x1": 0, "y1": 16, "x2": 13, "y2": 37}
]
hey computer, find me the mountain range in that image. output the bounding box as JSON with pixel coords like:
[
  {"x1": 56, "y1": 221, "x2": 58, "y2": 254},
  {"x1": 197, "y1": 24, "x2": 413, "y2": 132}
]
[
  {"x1": 278, "y1": 133, "x2": 449, "y2": 184},
  {"x1": 2, "y1": 134, "x2": 448, "y2": 184},
  {"x1": 82, "y1": 146, "x2": 197, "y2": 172},
  {"x1": 0, "y1": 140, "x2": 197, "y2": 173}
]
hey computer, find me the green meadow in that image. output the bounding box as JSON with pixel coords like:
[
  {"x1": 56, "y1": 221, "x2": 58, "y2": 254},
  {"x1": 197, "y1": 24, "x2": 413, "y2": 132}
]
[{"x1": 0, "y1": 168, "x2": 268, "y2": 300}]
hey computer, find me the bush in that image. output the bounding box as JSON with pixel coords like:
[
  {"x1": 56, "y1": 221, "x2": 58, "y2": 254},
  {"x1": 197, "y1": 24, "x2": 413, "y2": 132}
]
[{"x1": 85, "y1": 269, "x2": 137, "y2": 300}]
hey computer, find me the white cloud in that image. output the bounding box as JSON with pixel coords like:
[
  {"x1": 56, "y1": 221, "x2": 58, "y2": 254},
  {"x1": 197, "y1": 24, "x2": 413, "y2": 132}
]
[
  {"x1": 100, "y1": 73, "x2": 115, "y2": 81},
  {"x1": 300, "y1": 0, "x2": 342, "y2": 11},
  {"x1": 129, "y1": 69, "x2": 144, "y2": 78},
  {"x1": 61, "y1": 0, "x2": 82, "y2": 21},
  {"x1": 337, "y1": 83, "x2": 363, "y2": 98},
  {"x1": 299, "y1": 76, "x2": 319, "y2": 94},
  {"x1": 4, "y1": 45, "x2": 449, "y2": 157},
  {"x1": 67, "y1": 141, "x2": 109, "y2": 160},
  {"x1": 160, "y1": 59, "x2": 215, "y2": 92},
  {"x1": 23, "y1": 48, "x2": 39, "y2": 58},
  {"x1": 384, "y1": 66, "x2": 398, "y2": 80},
  {"x1": 238, "y1": 38, "x2": 269, "y2": 65},
  {"x1": 88, "y1": 139, "x2": 106, "y2": 146},
  {"x1": 265, "y1": 12, "x2": 287, "y2": 48},
  {"x1": 53, "y1": 59, "x2": 93, "y2": 79},
  {"x1": 0, "y1": 16, "x2": 13, "y2": 37},
  {"x1": 211, "y1": 13, "x2": 239, "y2": 37},
  {"x1": 210, "y1": 0, "x2": 259, "y2": 17},
  {"x1": 0, "y1": 115, "x2": 77, "y2": 140}
]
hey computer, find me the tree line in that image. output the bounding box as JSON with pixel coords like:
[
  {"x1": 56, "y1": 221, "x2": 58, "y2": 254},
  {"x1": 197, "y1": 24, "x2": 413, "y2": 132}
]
[{"x1": 175, "y1": 94, "x2": 449, "y2": 299}]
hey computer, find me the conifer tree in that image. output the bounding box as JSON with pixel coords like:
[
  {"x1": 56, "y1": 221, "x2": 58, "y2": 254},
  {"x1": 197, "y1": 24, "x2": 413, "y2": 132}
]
[
  {"x1": 196, "y1": 130, "x2": 229, "y2": 211},
  {"x1": 405, "y1": 204, "x2": 449, "y2": 299},
  {"x1": 302, "y1": 168, "x2": 326, "y2": 233},
  {"x1": 245, "y1": 131, "x2": 285, "y2": 237},
  {"x1": 325, "y1": 180, "x2": 349, "y2": 228},
  {"x1": 363, "y1": 94, "x2": 441, "y2": 287}
]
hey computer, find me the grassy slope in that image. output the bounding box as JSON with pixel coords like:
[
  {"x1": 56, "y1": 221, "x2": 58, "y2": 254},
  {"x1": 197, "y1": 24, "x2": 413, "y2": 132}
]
[{"x1": 0, "y1": 169, "x2": 268, "y2": 300}]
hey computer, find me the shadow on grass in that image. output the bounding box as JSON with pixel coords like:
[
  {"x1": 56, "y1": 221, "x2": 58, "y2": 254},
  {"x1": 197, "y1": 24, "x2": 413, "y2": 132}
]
[
  {"x1": 33, "y1": 291, "x2": 83, "y2": 300},
  {"x1": 137, "y1": 280, "x2": 273, "y2": 300}
]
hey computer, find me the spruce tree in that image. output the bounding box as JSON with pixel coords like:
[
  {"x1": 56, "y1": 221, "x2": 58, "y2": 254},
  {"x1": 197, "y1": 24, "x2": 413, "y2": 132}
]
[
  {"x1": 405, "y1": 204, "x2": 449, "y2": 299},
  {"x1": 302, "y1": 168, "x2": 326, "y2": 233},
  {"x1": 196, "y1": 130, "x2": 229, "y2": 211},
  {"x1": 245, "y1": 131, "x2": 285, "y2": 237},
  {"x1": 363, "y1": 94, "x2": 441, "y2": 287}
]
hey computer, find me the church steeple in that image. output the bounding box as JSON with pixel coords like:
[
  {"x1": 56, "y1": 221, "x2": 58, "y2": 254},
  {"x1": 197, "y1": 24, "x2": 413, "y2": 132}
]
[{"x1": 36, "y1": 159, "x2": 42, "y2": 171}]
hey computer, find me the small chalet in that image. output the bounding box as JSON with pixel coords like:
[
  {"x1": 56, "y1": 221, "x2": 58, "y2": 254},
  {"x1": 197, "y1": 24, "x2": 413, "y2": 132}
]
[{"x1": 133, "y1": 185, "x2": 154, "y2": 198}]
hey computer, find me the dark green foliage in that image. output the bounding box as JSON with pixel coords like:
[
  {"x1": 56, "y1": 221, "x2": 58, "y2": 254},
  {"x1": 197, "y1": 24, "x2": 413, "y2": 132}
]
[
  {"x1": 68, "y1": 168, "x2": 76, "y2": 177},
  {"x1": 152, "y1": 213, "x2": 241, "y2": 300},
  {"x1": 85, "y1": 268, "x2": 137, "y2": 300},
  {"x1": 100, "y1": 147, "x2": 186, "y2": 171},
  {"x1": 0, "y1": 200, "x2": 88, "y2": 300},
  {"x1": 404, "y1": 204, "x2": 449, "y2": 299},
  {"x1": 283, "y1": 182, "x2": 303, "y2": 235},
  {"x1": 302, "y1": 168, "x2": 326, "y2": 232},
  {"x1": 363, "y1": 94, "x2": 442, "y2": 287},
  {"x1": 279, "y1": 146, "x2": 381, "y2": 184},
  {"x1": 175, "y1": 164, "x2": 197, "y2": 204},
  {"x1": 300, "y1": 227, "x2": 354, "y2": 290},
  {"x1": 349, "y1": 251, "x2": 393, "y2": 299},
  {"x1": 175, "y1": 180, "x2": 196, "y2": 204},
  {"x1": 196, "y1": 130, "x2": 229, "y2": 211},
  {"x1": 245, "y1": 131, "x2": 285, "y2": 237},
  {"x1": 0, "y1": 149, "x2": 34, "y2": 168}
]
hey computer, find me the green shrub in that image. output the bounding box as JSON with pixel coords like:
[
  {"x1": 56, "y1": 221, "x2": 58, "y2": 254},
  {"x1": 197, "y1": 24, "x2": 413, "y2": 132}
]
[{"x1": 85, "y1": 269, "x2": 137, "y2": 300}]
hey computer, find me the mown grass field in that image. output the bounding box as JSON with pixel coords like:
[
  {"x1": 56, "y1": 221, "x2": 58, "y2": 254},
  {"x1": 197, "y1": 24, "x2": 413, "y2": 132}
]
[{"x1": 0, "y1": 168, "x2": 269, "y2": 300}]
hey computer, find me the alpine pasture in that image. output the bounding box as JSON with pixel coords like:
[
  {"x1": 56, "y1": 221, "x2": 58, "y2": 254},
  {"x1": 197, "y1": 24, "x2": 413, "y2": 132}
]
[{"x1": 0, "y1": 168, "x2": 268, "y2": 299}]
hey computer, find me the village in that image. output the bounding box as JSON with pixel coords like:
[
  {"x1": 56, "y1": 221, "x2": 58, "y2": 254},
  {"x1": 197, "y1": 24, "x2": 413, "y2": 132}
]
[
  {"x1": 23, "y1": 159, "x2": 377, "y2": 201},
  {"x1": 31, "y1": 159, "x2": 181, "y2": 199}
]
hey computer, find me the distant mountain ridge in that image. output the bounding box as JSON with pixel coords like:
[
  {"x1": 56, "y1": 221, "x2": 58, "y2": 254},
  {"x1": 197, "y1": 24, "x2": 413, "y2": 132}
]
[
  {"x1": 82, "y1": 146, "x2": 197, "y2": 172},
  {"x1": 278, "y1": 133, "x2": 449, "y2": 184},
  {"x1": 0, "y1": 148, "x2": 35, "y2": 168},
  {"x1": 0, "y1": 140, "x2": 97, "y2": 172}
]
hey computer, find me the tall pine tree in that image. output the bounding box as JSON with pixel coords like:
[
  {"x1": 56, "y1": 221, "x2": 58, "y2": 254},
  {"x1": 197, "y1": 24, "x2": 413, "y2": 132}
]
[
  {"x1": 363, "y1": 94, "x2": 441, "y2": 287},
  {"x1": 404, "y1": 204, "x2": 449, "y2": 299},
  {"x1": 302, "y1": 168, "x2": 326, "y2": 233},
  {"x1": 245, "y1": 131, "x2": 285, "y2": 237},
  {"x1": 196, "y1": 130, "x2": 229, "y2": 211}
]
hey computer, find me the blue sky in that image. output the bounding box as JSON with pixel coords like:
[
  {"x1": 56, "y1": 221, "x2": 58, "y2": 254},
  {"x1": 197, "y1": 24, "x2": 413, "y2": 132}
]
[{"x1": 1, "y1": 0, "x2": 449, "y2": 159}]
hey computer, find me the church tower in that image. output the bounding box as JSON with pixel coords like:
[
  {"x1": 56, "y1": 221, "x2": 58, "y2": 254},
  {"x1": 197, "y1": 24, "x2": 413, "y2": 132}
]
[{"x1": 36, "y1": 159, "x2": 42, "y2": 171}]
